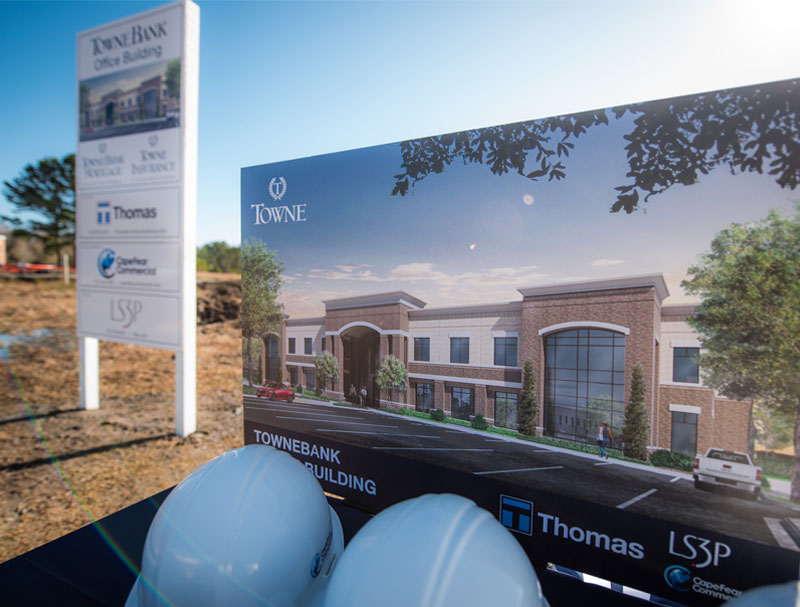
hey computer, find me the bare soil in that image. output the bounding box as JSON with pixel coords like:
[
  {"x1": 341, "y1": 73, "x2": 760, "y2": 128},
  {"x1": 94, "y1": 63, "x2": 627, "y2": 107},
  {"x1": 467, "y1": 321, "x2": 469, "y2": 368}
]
[{"x1": 0, "y1": 275, "x2": 244, "y2": 563}]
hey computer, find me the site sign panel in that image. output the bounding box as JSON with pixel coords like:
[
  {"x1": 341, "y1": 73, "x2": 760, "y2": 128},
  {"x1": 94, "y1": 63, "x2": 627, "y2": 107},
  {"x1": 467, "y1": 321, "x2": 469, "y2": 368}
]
[
  {"x1": 76, "y1": 0, "x2": 198, "y2": 351},
  {"x1": 241, "y1": 78, "x2": 800, "y2": 604}
]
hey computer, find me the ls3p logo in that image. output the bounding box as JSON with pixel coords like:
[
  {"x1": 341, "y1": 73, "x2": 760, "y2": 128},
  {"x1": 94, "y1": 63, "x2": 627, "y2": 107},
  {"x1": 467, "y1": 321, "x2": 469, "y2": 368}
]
[
  {"x1": 97, "y1": 248, "x2": 116, "y2": 278},
  {"x1": 269, "y1": 177, "x2": 287, "y2": 201},
  {"x1": 110, "y1": 298, "x2": 143, "y2": 328},
  {"x1": 664, "y1": 565, "x2": 692, "y2": 592}
]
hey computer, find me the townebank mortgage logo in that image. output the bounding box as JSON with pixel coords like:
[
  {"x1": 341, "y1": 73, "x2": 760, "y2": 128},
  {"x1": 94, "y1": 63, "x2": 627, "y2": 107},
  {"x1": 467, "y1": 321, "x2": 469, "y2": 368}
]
[
  {"x1": 252, "y1": 177, "x2": 307, "y2": 225},
  {"x1": 96, "y1": 248, "x2": 157, "y2": 279}
]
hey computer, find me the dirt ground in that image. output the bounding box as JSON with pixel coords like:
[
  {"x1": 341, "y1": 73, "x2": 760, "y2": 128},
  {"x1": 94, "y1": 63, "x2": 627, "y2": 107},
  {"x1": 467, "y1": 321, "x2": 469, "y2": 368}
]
[{"x1": 0, "y1": 275, "x2": 244, "y2": 563}]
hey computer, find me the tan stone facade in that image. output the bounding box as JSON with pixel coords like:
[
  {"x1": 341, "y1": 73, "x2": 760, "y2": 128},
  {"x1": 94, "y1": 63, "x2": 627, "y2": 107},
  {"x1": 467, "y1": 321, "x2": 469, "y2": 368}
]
[{"x1": 262, "y1": 276, "x2": 751, "y2": 455}]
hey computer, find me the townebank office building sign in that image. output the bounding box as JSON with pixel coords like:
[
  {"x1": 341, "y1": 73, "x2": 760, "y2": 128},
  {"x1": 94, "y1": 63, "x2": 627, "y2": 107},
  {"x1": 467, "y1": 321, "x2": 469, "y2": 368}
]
[
  {"x1": 242, "y1": 79, "x2": 800, "y2": 604},
  {"x1": 76, "y1": 1, "x2": 199, "y2": 436}
]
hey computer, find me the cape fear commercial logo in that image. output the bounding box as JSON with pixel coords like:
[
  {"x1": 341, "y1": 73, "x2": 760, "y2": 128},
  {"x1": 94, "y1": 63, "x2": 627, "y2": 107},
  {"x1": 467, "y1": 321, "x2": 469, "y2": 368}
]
[
  {"x1": 664, "y1": 565, "x2": 692, "y2": 592},
  {"x1": 252, "y1": 177, "x2": 308, "y2": 225},
  {"x1": 269, "y1": 177, "x2": 287, "y2": 201},
  {"x1": 97, "y1": 248, "x2": 116, "y2": 278}
]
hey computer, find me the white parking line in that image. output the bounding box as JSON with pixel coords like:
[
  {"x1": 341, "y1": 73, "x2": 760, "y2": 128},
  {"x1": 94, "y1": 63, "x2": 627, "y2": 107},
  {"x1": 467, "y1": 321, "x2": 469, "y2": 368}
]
[
  {"x1": 594, "y1": 461, "x2": 614, "y2": 466},
  {"x1": 374, "y1": 447, "x2": 494, "y2": 452},
  {"x1": 275, "y1": 417, "x2": 397, "y2": 428},
  {"x1": 670, "y1": 476, "x2": 683, "y2": 483},
  {"x1": 764, "y1": 518, "x2": 799, "y2": 551},
  {"x1": 317, "y1": 430, "x2": 441, "y2": 438},
  {"x1": 617, "y1": 488, "x2": 657, "y2": 510},
  {"x1": 474, "y1": 466, "x2": 564, "y2": 475}
]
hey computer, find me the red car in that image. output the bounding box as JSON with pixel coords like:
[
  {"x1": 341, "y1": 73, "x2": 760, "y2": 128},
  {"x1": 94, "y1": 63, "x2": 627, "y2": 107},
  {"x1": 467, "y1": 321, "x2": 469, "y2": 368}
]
[{"x1": 255, "y1": 382, "x2": 296, "y2": 402}]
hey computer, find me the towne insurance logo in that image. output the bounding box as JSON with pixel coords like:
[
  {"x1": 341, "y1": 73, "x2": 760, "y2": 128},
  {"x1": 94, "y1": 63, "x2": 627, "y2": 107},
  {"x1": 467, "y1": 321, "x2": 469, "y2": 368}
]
[
  {"x1": 251, "y1": 177, "x2": 307, "y2": 225},
  {"x1": 96, "y1": 248, "x2": 157, "y2": 279}
]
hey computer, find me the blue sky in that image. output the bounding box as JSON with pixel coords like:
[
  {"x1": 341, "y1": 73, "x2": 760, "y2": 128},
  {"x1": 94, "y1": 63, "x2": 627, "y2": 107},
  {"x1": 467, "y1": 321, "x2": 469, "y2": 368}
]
[{"x1": 1, "y1": 0, "x2": 798, "y2": 253}]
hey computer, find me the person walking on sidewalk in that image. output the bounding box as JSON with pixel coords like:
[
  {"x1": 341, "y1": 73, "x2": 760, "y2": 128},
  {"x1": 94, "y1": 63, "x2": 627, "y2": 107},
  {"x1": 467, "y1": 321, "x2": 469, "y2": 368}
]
[{"x1": 596, "y1": 421, "x2": 614, "y2": 460}]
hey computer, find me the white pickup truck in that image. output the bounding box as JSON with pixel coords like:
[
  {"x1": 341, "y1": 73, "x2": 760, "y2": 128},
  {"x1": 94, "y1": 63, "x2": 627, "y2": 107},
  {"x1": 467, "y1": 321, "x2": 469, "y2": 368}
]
[{"x1": 693, "y1": 449, "x2": 762, "y2": 500}]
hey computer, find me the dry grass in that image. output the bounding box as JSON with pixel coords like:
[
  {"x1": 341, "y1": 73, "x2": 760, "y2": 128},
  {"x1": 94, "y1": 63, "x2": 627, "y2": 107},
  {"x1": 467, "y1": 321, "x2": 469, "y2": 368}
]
[{"x1": 0, "y1": 279, "x2": 244, "y2": 562}]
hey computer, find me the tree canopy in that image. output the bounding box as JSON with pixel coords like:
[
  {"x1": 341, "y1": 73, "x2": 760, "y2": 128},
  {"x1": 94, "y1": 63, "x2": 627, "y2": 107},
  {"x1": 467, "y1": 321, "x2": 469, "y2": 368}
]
[
  {"x1": 197, "y1": 241, "x2": 240, "y2": 273},
  {"x1": 241, "y1": 239, "x2": 284, "y2": 386},
  {"x1": 2, "y1": 154, "x2": 75, "y2": 263},
  {"x1": 314, "y1": 352, "x2": 340, "y2": 393},
  {"x1": 682, "y1": 207, "x2": 800, "y2": 499},
  {"x1": 392, "y1": 79, "x2": 799, "y2": 213}
]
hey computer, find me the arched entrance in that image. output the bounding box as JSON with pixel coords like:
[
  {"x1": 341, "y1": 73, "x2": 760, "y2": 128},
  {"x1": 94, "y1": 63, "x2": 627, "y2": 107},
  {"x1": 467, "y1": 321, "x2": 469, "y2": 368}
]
[
  {"x1": 105, "y1": 102, "x2": 115, "y2": 126},
  {"x1": 543, "y1": 328, "x2": 627, "y2": 443},
  {"x1": 341, "y1": 325, "x2": 380, "y2": 407}
]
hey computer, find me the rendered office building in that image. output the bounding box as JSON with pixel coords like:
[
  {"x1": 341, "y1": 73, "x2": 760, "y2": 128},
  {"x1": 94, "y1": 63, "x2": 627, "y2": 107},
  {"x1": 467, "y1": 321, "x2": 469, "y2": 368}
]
[{"x1": 266, "y1": 274, "x2": 750, "y2": 456}]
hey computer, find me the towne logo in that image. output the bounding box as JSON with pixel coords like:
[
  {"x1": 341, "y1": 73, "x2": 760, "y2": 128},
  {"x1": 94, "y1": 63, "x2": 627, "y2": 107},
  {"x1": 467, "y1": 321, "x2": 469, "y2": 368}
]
[
  {"x1": 96, "y1": 249, "x2": 157, "y2": 279},
  {"x1": 497, "y1": 494, "x2": 644, "y2": 560},
  {"x1": 90, "y1": 20, "x2": 168, "y2": 70},
  {"x1": 133, "y1": 135, "x2": 175, "y2": 176},
  {"x1": 252, "y1": 177, "x2": 307, "y2": 225},
  {"x1": 110, "y1": 298, "x2": 143, "y2": 328},
  {"x1": 96, "y1": 201, "x2": 157, "y2": 225}
]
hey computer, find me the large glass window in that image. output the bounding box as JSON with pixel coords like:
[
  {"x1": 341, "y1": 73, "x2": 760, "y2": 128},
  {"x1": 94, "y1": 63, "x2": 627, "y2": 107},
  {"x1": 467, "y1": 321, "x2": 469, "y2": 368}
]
[
  {"x1": 671, "y1": 411, "x2": 698, "y2": 456},
  {"x1": 673, "y1": 347, "x2": 699, "y2": 383},
  {"x1": 450, "y1": 338, "x2": 469, "y2": 364},
  {"x1": 494, "y1": 337, "x2": 518, "y2": 367},
  {"x1": 304, "y1": 337, "x2": 313, "y2": 355},
  {"x1": 415, "y1": 383, "x2": 433, "y2": 412},
  {"x1": 305, "y1": 368, "x2": 316, "y2": 391},
  {"x1": 288, "y1": 338, "x2": 295, "y2": 354},
  {"x1": 544, "y1": 329, "x2": 626, "y2": 443},
  {"x1": 451, "y1": 386, "x2": 473, "y2": 420},
  {"x1": 495, "y1": 391, "x2": 519, "y2": 430},
  {"x1": 290, "y1": 367, "x2": 298, "y2": 386},
  {"x1": 414, "y1": 338, "x2": 430, "y2": 362}
]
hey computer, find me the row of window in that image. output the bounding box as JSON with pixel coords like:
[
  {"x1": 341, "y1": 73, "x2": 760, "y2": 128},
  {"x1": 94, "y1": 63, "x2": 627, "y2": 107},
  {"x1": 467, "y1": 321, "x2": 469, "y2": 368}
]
[
  {"x1": 414, "y1": 382, "x2": 519, "y2": 429},
  {"x1": 414, "y1": 336, "x2": 518, "y2": 367},
  {"x1": 288, "y1": 337, "x2": 313, "y2": 355}
]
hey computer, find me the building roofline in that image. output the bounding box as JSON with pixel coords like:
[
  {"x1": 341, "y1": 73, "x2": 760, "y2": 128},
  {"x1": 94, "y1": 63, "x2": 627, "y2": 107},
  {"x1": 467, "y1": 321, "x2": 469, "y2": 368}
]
[
  {"x1": 323, "y1": 291, "x2": 426, "y2": 311},
  {"x1": 409, "y1": 300, "x2": 522, "y2": 318},
  {"x1": 661, "y1": 303, "x2": 697, "y2": 316},
  {"x1": 517, "y1": 274, "x2": 669, "y2": 302},
  {"x1": 285, "y1": 317, "x2": 325, "y2": 326}
]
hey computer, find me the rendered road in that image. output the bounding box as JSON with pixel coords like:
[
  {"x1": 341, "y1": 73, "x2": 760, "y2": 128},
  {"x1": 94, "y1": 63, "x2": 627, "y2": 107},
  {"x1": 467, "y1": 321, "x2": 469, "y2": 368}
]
[{"x1": 243, "y1": 396, "x2": 799, "y2": 549}]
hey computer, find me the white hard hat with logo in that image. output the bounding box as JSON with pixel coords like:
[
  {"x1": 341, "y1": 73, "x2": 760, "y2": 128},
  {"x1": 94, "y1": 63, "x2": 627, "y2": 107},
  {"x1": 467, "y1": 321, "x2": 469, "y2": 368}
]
[
  {"x1": 323, "y1": 493, "x2": 548, "y2": 607},
  {"x1": 125, "y1": 444, "x2": 343, "y2": 607}
]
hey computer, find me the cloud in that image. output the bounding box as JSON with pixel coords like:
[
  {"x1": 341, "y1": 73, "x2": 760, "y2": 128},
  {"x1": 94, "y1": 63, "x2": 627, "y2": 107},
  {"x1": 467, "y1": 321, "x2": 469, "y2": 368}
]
[
  {"x1": 306, "y1": 265, "x2": 380, "y2": 281},
  {"x1": 591, "y1": 258, "x2": 626, "y2": 267}
]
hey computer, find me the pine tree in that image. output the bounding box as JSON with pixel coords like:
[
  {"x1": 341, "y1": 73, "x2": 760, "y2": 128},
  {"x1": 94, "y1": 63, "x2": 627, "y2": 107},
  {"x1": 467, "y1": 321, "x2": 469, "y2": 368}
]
[
  {"x1": 518, "y1": 360, "x2": 538, "y2": 436},
  {"x1": 622, "y1": 364, "x2": 649, "y2": 460}
]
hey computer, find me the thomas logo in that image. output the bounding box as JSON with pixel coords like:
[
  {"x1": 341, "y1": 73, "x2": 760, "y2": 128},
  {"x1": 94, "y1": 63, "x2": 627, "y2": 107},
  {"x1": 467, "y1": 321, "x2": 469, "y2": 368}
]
[
  {"x1": 97, "y1": 202, "x2": 111, "y2": 224},
  {"x1": 269, "y1": 177, "x2": 287, "y2": 201},
  {"x1": 97, "y1": 248, "x2": 116, "y2": 278},
  {"x1": 664, "y1": 565, "x2": 692, "y2": 591}
]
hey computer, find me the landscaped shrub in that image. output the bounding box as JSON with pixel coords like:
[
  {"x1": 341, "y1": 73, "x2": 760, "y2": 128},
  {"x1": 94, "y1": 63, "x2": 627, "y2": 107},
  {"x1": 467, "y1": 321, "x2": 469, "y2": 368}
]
[
  {"x1": 649, "y1": 449, "x2": 694, "y2": 471},
  {"x1": 430, "y1": 409, "x2": 446, "y2": 422},
  {"x1": 471, "y1": 414, "x2": 488, "y2": 430},
  {"x1": 755, "y1": 452, "x2": 793, "y2": 479}
]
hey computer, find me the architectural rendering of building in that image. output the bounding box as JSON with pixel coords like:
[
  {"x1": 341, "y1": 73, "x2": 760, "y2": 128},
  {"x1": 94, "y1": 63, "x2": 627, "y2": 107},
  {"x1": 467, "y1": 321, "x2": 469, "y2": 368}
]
[{"x1": 263, "y1": 274, "x2": 750, "y2": 456}]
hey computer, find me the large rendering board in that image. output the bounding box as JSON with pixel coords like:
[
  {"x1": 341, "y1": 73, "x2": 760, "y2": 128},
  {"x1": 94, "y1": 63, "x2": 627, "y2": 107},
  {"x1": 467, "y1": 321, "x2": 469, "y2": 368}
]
[{"x1": 241, "y1": 79, "x2": 800, "y2": 604}]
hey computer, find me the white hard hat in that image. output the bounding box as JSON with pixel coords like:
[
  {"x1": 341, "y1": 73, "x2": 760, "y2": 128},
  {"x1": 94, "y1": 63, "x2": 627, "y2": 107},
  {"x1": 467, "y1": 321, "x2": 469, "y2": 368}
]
[
  {"x1": 125, "y1": 444, "x2": 343, "y2": 607},
  {"x1": 722, "y1": 580, "x2": 800, "y2": 606},
  {"x1": 323, "y1": 493, "x2": 547, "y2": 607}
]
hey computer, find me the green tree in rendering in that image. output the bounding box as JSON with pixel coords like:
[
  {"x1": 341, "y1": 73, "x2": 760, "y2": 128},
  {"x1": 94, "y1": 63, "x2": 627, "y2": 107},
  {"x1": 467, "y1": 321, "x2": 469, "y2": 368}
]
[
  {"x1": 376, "y1": 355, "x2": 408, "y2": 406},
  {"x1": 275, "y1": 354, "x2": 283, "y2": 384},
  {"x1": 314, "y1": 351, "x2": 340, "y2": 394},
  {"x1": 165, "y1": 58, "x2": 181, "y2": 102},
  {"x1": 1, "y1": 154, "x2": 75, "y2": 264},
  {"x1": 392, "y1": 79, "x2": 799, "y2": 213},
  {"x1": 518, "y1": 360, "x2": 538, "y2": 436},
  {"x1": 622, "y1": 364, "x2": 648, "y2": 461},
  {"x1": 241, "y1": 239, "x2": 283, "y2": 388},
  {"x1": 682, "y1": 208, "x2": 800, "y2": 501}
]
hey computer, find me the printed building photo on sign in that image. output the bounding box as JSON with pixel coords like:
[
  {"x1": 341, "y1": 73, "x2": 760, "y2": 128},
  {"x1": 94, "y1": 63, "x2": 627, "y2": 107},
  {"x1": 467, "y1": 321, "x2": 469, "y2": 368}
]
[{"x1": 241, "y1": 79, "x2": 800, "y2": 604}]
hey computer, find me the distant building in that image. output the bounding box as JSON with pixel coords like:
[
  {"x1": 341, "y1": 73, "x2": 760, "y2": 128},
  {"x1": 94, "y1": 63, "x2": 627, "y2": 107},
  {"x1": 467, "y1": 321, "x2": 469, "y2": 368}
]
[{"x1": 261, "y1": 274, "x2": 750, "y2": 456}]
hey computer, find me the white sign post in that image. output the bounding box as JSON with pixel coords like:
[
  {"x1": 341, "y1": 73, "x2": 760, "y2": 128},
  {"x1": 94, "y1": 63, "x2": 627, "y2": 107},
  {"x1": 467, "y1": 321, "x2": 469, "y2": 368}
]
[{"x1": 76, "y1": 0, "x2": 199, "y2": 437}]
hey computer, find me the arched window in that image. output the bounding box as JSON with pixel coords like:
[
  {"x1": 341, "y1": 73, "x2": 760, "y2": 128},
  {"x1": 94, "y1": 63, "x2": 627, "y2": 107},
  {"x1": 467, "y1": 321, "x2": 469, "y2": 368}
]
[{"x1": 543, "y1": 328, "x2": 626, "y2": 443}]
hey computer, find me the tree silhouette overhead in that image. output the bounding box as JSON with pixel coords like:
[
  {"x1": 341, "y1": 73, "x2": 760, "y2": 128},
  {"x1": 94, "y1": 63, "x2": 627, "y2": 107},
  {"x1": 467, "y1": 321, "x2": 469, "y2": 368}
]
[{"x1": 392, "y1": 79, "x2": 799, "y2": 213}]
